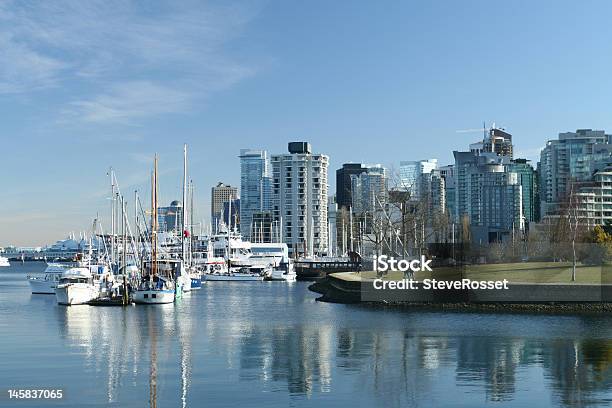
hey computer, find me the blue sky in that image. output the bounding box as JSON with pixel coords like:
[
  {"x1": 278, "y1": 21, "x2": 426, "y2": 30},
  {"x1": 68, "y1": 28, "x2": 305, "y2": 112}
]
[{"x1": 1, "y1": 0, "x2": 612, "y2": 246}]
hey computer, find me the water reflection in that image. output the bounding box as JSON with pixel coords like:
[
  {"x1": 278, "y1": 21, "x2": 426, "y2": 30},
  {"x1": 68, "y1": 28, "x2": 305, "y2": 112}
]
[{"x1": 50, "y1": 288, "x2": 612, "y2": 408}]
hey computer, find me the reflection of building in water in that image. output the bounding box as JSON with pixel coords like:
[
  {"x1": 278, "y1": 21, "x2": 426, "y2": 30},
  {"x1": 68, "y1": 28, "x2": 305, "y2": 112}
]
[
  {"x1": 336, "y1": 329, "x2": 440, "y2": 407},
  {"x1": 236, "y1": 325, "x2": 333, "y2": 395},
  {"x1": 542, "y1": 338, "x2": 612, "y2": 408},
  {"x1": 455, "y1": 336, "x2": 525, "y2": 401}
]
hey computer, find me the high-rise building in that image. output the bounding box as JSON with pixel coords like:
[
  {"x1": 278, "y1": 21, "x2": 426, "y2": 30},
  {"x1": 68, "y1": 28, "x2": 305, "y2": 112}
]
[
  {"x1": 336, "y1": 163, "x2": 369, "y2": 209},
  {"x1": 350, "y1": 165, "x2": 387, "y2": 215},
  {"x1": 239, "y1": 149, "x2": 272, "y2": 241},
  {"x1": 222, "y1": 199, "x2": 240, "y2": 231},
  {"x1": 438, "y1": 164, "x2": 455, "y2": 217},
  {"x1": 271, "y1": 142, "x2": 329, "y2": 256},
  {"x1": 327, "y1": 195, "x2": 338, "y2": 256},
  {"x1": 427, "y1": 169, "x2": 446, "y2": 216},
  {"x1": 211, "y1": 182, "x2": 238, "y2": 233},
  {"x1": 399, "y1": 159, "x2": 438, "y2": 199},
  {"x1": 250, "y1": 211, "x2": 275, "y2": 243},
  {"x1": 506, "y1": 159, "x2": 538, "y2": 224},
  {"x1": 454, "y1": 151, "x2": 523, "y2": 243},
  {"x1": 157, "y1": 200, "x2": 183, "y2": 232},
  {"x1": 575, "y1": 167, "x2": 612, "y2": 227},
  {"x1": 483, "y1": 127, "x2": 513, "y2": 158},
  {"x1": 539, "y1": 129, "x2": 612, "y2": 217}
]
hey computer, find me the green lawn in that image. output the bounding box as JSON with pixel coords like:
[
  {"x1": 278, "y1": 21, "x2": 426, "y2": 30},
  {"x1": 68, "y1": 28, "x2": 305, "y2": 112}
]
[{"x1": 337, "y1": 262, "x2": 612, "y2": 284}]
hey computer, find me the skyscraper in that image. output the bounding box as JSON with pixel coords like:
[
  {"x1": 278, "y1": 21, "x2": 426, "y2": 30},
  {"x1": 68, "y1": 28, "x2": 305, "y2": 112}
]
[
  {"x1": 506, "y1": 159, "x2": 538, "y2": 224},
  {"x1": 336, "y1": 163, "x2": 369, "y2": 209},
  {"x1": 271, "y1": 142, "x2": 329, "y2": 256},
  {"x1": 399, "y1": 159, "x2": 438, "y2": 199},
  {"x1": 157, "y1": 200, "x2": 183, "y2": 232},
  {"x1": 454, "y1": 151, "x2": 523, "y2": 243},
  {"x1": 539, "y1": 129, "x2": 612, "y2": 217},
  {"x1": 211, "y1": 182, "x2": 238, "y2": 233},
  {"x1": 239, "y1": 149, "x2": 272, "y2": 241},
  {"x1": 350, "y1": 165, "x2": 387, "y2": 215},
  {"x1": 483, "y1": 127, "x2": 513, "y2": 158},
  {"x1": 438, "y1": 164, "x2": 455, "y2": 217}
]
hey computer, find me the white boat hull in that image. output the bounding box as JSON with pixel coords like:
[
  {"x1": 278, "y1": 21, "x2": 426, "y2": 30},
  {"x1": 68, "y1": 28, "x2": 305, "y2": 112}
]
[
  {"x1": 204, "y1": 273, "x2": 264, "y2": 281},
  {"x1": 55, "y1": 284, "x2": 99, "y2": 305},
  {"x1": 269, "y1": 271, "x2": 297, "y2": 281},
  {"x1": 28, "y1": 278, "x2": 57, "y2": 294},
  {"x1": 177, "y1": 275, "x2": 192, "y2": 293},
  {"x1": 133, "y1": 290, "x2": 175, "y2": 304}
]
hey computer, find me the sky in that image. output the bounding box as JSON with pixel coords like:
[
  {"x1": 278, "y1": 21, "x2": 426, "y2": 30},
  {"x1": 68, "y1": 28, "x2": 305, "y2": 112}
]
[{"x1": 2, "y1": 0, "x2": 612, "y2": 246}]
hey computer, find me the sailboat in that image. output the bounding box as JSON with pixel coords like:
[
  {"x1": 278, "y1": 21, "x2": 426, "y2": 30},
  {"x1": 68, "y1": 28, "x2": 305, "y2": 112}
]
[
  {"x1": 133, "y1": 155, "x2": 178, "y2": 304},
  {"x1": 0, "y1": 256, "x2": 9, "y2": 267},
  {"x1": 176, "y1": 144, "x2": 193, "y2": 294}
]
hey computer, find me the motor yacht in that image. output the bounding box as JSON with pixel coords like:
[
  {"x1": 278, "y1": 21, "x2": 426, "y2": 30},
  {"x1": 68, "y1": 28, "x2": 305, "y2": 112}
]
[{"x1": 55, "y1": 268, "x2": 100, "y2": 305}]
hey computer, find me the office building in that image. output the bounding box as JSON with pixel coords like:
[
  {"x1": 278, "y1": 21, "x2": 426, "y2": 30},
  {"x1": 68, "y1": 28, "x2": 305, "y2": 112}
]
[
  {"x1": 336, "y1": 163, "x2": 370, "y2": 209},
  {"x1": 438, "y1": 164, "x2": 455, "y2": 217},
  {"x1": 157, "y1": 200, "x2": 183, "y2": 232},
  {"x1": 239, "y1": 149, "x2": 272, "y2": 241},
  {"x1": 222, "y1": 199, "x2": 240, "y2": 231},
  {"x1": 350, "y1": 165, "x2": 388, "y2": 215},
  {"x1": 399, "y1": 159, "x2": 437, "y2": 200},
  {"x1": 211, "y1": 182, "x2": 238, "y2": 233},
  {"x1": 506, "y1": 159, "x2": 538, "y2": 224}
]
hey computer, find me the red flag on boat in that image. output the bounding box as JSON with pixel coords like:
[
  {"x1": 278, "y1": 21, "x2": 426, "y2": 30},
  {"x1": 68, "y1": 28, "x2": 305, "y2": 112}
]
[{"x1": 184, "y1": 230, "x2": 190, "y2": 238}]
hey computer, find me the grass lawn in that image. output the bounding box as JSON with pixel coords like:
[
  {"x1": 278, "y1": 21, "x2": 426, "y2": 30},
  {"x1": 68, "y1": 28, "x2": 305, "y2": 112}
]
[{"x1": 337, "y1": 262, "x2": 612, "y2": 284}]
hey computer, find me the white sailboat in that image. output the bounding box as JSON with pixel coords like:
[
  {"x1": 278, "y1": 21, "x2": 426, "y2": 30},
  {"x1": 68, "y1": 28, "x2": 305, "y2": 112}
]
[
  {"x1": 134, "y1": 155, "x2": 178, "y2": 304},
  {"x1": 0, "y1": 256, "x2": 10, "y2": 267}
]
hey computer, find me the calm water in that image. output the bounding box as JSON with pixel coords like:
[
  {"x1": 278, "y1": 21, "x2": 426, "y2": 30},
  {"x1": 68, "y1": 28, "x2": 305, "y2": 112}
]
[{"x1": 1, "y1": 262, "x2": 611, "y2": 408}]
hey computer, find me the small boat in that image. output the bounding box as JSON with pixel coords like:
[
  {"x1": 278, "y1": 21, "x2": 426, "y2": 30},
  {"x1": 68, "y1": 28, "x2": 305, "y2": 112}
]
[
  {"x1": 268, "y1": 264, "x2": 297, "y2": 282},
  {"x1": 177, "y1": 272, "x2": 192, "y2": 293},
  {"x1": 204, "y1": 267, "x2": 265, "y2": 281},
  {"x1": 189, "y1": 268, "x2": 202, "y2": 289},
  {"x1": 133, "y1": 275, "x2": 176, "y2": 304},
  {"x1": 0, "y1": 256, "x2": 10, "y2": 267},
  {"x1": 27, "y1": 263, "x2": 69, "y2": 294},
  {"x1": 133, "y1": 156, "x2": 179, "y2": 305},
  {"x1": 251, "y1": 243, "x2": 296, "y2": 282},
  {"x1": 55, "y1": 268, "x2": 100, "y2": 305}
]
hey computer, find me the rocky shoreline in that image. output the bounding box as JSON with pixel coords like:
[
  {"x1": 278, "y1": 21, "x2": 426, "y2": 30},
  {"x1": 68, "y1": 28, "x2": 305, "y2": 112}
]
[{"x1": 309, "y1": 274, "x2": 612, "y2": 314}]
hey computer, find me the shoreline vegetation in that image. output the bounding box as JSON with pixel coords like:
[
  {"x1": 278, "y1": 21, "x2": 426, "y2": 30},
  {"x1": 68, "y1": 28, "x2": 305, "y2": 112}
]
[{"x1": 309, "y1": 261, "x2": 612, "y2": 313}]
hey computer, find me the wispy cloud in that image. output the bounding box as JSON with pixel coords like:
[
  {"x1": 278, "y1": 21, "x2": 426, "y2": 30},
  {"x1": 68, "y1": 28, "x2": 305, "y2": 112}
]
[
  {"x1": 62, "y1": 81, "x2": 192, "y2": 123},
  {"x1": 0, "y1": 0, "x2": 258, "y2": 123}
]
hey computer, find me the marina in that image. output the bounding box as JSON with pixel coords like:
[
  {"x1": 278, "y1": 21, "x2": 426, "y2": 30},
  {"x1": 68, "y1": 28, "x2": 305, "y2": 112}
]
[
  {"x1": 2, "y1": 261, "x2": 612, "y2": 407},
  {"x1": 4, "y1": 2, "x2": 612, "y2": 406}
]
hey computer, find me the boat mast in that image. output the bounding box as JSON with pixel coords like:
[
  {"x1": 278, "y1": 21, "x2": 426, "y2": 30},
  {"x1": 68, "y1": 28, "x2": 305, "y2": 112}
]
[
  {"x1": 227, "y1": 204, "x2": 231, "y2": 271},
  {"x1": 151, "y1": 156, "x2": 158, "y2": 281},
  {"x1": 182, "y1": 144, "x2": 188, "y2": 264},
  {"x1": 190, "y1": 180, "x2": 194, "y2": 266},
  {"x1": 110, "y1": 168, "x2": 115, "y2": 268},
  {"x1": 122, "y1": 196, "x2": 127, "y2": 272},
  {"x1": 134, "y1": 190, "x2": 138, "y2": 270}
]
